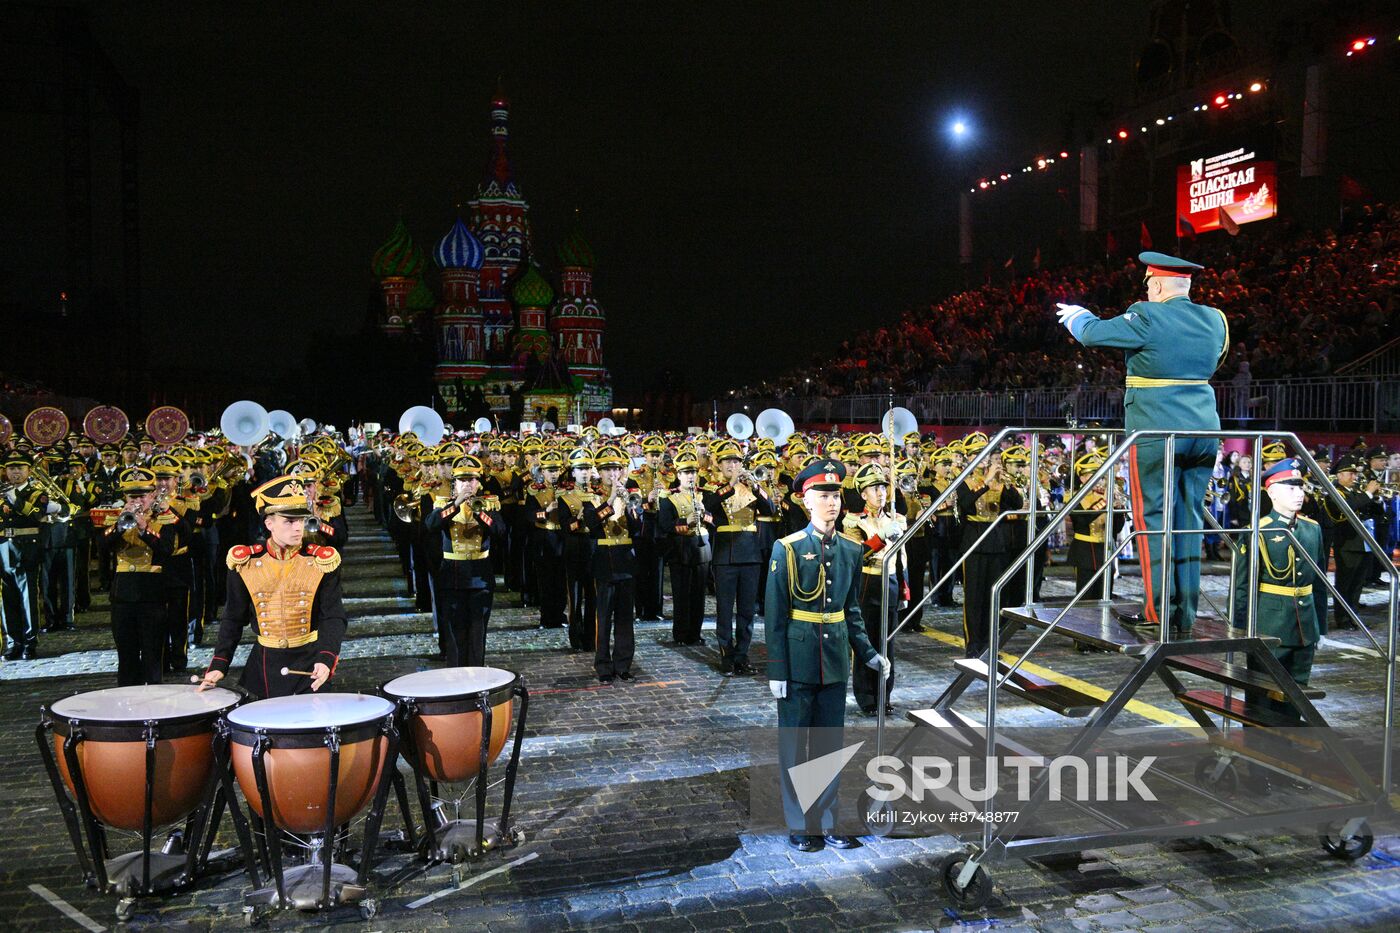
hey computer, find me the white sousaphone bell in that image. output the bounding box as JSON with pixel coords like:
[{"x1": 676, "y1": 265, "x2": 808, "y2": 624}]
[
  {"x1": 298, "y1": 417, "x2": 318, "y2": 437},
  {"x1": 266, "y1": 409, "x2": 298, "y2": 442},
  {"x1": 725, "y1": 412, "x2": 754, "y2": 440},
  {"x1": 881, "y1": 406, "x2": 918, "y2": 441},
  {"x1": 399, "y1": 405, "x2": 446, "y2": 446},
  {"x1": 473, "y1": 416, "x2": 493, "y2": 434},
  {"x1": 596, "y1": 417, "x2": 616, "y2": 436},
  {"x1": 754, "y1": 408, "x2": 795, "y2": 445},
  {"x1": 220, "y1": 400, "x2": 271, "y2": 446}
]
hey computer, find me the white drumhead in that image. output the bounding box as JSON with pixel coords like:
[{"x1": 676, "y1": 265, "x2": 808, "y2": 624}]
[
  {"x1": 50, "y1": 684, "x2": 240, "y2": 721},
  {"x1": 382, "y1": 666, "x2": 515, "y2": 699},
  {"x1": 227, "y1": 693, "x2": 394, "y2": 730}
]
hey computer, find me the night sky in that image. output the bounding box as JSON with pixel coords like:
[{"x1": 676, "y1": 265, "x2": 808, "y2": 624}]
[{"x1": 10, "y1": 1, "x2": 1290, "y2": 399}]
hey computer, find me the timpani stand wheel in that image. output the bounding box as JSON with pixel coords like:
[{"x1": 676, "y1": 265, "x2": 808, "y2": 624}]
[
  {"x1": 115, "y1": 897, "x2": 136, "y2": 922},
  {"x1": 380, "y1": 668, "x2": 530, "y2": 865},
  {"x1": 1193, "y1": 754, "x2": 1239, "y2": 796},
  {"x1": 360, "y1": 897, "x2": 379, "y2": 920}
]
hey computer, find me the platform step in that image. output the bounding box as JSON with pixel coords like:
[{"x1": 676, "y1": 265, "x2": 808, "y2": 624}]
[
  {"x1": 907, "y1": 708, "x2": 1046, "y2": 760},
  {"x1": 1166, "y1": 655, "x2": 1325, "y2": 702},
  {"x1": 1177, "y1": 689, "x2": 1321, "y2": 736},
  {"x1": 1004, "y1": 601, "x2": 1279, "y2": 655},
  {"x1": 952, "y1": 658, "x2": 1101, "y2": 717}
]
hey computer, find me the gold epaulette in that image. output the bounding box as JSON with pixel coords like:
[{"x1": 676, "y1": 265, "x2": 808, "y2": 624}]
[
  {"x1": 307, "y1": 545, "x2": 341, "y2": 572},
  {"x1": 778, "y1": 530, "x2": 807, "y2": 545},
  {"x1": 226, "y1": 543, "x2": 262, "y2": 569},
  {"x1": 1297, "y1": 515, "x2": 1318, "y2": 525},
  {"x1": 478, "y1": 494, "x2": 501, "y2": 512}
]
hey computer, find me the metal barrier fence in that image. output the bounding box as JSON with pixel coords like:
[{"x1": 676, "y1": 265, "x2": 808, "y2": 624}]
[{"x1": 717, "y1": 376, "x2": 1400, "y2": 431}]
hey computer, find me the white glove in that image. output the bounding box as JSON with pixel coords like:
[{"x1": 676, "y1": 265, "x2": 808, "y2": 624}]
[
  {"x1": 46, "y1": 500, "x2": 61, "y2": 515},
  {"x1": 769, "y1": 680, "x2": 787, "y2": 699},
  {"x1": 867, "y1": 654, "x2": 892, "y2": 680},
  {"x1": 1054, "y1": 303, "x2": 1093, "y2": 333}
]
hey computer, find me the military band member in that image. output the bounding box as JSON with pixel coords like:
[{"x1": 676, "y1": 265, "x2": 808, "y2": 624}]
[
  {"x1": 101, "y1": 468, "x2": 178, "y2": 684},
  {"x1": 658, "y1": 453, "x2": 712, "y2": 645},
  {"x1": 631, "y1": 436, "x2": 668, "y2": 621},
  {"x1": 766, "y1": 459, "x2": 888, "y2": 852},
  {"x1": 1232, "y1": 459, "x2": 1326, "y2": 722},
  {"x1": 842, "y1": 463, "x2": 907, "y2": 716},
  {"x1": 2, "y1": 451, "x2": 61, "y2": 659},
  {"x1": 423, "y1": 456, "x2": 503, "y2": 667},
  {"x1": 198, "y1": 475, "x2": 347, "y2": 699},
  {"x1": 526, "y1": 450, "x2": 568, "y2": 629},
  {"x1": 1300, "y1": 449, "x2": 1336, "y2": 625},
  {"x1": 1058, "y1": 251, "x2": 1227, "y2": 637},
  {"x1": 752, "y1": 449, "x2": 783, "y2": 619},
  {"x1": 583, "y1": 446, "x2": 644, "y2": 682},
  {"x1": 1331, "y1": 454, "x2": 1385, "y2": 630},
  {"x1": 557, "y1": 448, "x2": 601, "y2": 652},
  {"x1": 706, "y1": 440, "x2": 773, "y2": 675},
  {"x1": 957, "y1": 446, "x2": 1024, "y2": 659},
  {"x1": 1067, "y1": 452, "x2": 1124, "y2": 600},
  {"x1": 926, "y1": 447, "x2": 962, "y2": 608},
  {"x1": 149, "y1": 455, "x2": 195, "y2": 672}
]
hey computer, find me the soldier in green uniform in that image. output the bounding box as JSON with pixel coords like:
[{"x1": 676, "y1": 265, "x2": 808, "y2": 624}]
[
  {"x1": 1231, "y1": 459, "x2": 1327, "y2": 722},
  {"x1": 766, "y1": 459, "x2": 889, "y2": 852},
  {"x1": 1057, "y1": 251, "x2": 1228, "y2": 638}
]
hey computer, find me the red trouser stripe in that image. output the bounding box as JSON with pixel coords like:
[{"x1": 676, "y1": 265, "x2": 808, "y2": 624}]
[{"x1": 1128, "y1": 444, "x2": 1159, "y2": 624}]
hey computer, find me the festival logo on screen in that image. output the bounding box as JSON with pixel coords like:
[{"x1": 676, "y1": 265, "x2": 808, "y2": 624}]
[{"x1": 1177, "y1": 148, "x2": 1277, "y2": 235}]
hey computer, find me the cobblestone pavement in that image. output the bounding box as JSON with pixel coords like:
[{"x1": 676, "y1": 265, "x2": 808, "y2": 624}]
[{"x1": 2, "y1": 505, "x2": 1399, "y2": 931}]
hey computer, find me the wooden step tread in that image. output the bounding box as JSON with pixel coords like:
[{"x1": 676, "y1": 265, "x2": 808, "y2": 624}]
[
  {"x1": 1178, "y1": 689, "x2": 1321, "y2": 737},
  {"x1": 1166, "y1": 655, "x2": 1325, "y2": 701},
  {"x1": 1208, "y1": 730, "x2": 1363, "y2": 796},
  {"x1": 952, "y1": 658, "x2": 1101, "y2": 717},
  {"x1": 1004, "y1": 601, "x2": 1280, "y2": 654}
]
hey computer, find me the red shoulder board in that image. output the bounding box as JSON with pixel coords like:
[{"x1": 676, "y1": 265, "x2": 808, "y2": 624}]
[
  {"x1": 230, "y1": 545, "x2": 251, "y2": 561},
  {"x1": 251, "y1": 543, "x2": 265, "y2": 555},
  {"x1": 316, "y1": 546, "x2": 336, "y2": 560}
]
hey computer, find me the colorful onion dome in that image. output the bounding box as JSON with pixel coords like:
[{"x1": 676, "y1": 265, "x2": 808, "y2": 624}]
[
  {"x1": 435, "y1": 217, "x2": 485, "y2": 270},
  {"x1": 406, "y1": 276, "x2": 436, "y2": 310},
  {"x1": 557, "y1": 224, "x2": 596, "y2": 271},
  {"x1": 372, "y1": 219, "x2": 424, "y2": 279},
  {"x1": 511, "y1": 263, "x2": 554, "y2": 307}
]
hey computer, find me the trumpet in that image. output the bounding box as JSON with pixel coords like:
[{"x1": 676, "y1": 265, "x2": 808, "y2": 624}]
[
  {"x1": 304, "y1": 487, "x2": 322, "y2": 535},
  {"x1": 750, "y1": 464, "x2": 773, "y2": 483},
  {"x1": 393, "y1": 493, "x2": 420, "y2": 523},
  {"x1": 897, "y1": 472, "x2": 919, "y2": 494},
  {"x1": 116, "y1": 502, "x2": 147, "y2": 532}
]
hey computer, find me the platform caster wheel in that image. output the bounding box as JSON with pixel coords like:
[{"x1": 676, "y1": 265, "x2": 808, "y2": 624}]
[
  {"x1": 1193, "y1": 755, "x2": 1238, "y2": 795},
  {"x1": 506, "y1": 828, "x2": 525, "y2": 847},
  {"x1": 939, "y1": 851, "x2": 993, "y2": 911},
  {"x1": 861, "y1": 791, "x2": 896, "y2": 838},
  {"x1": 242, "y1": 905, "x2": 263, "y2": 926},
  {"x1": 451, "y1": 867, "x2": 465, "y2": 886},
  {"x1": 115, "y1": 897, "x2": 136, "y2": 922},
  {"x1": 1319, "y1": 820, "x2": 1373, "y2": 860},
  {"x1": 360, "y1": 898, "x2": 379, "y2": 920}
]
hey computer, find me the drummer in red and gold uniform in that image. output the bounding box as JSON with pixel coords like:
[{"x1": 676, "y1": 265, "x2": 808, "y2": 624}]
[{"x1": 198, "y1": 475, "x2": 347, "y2": 698}]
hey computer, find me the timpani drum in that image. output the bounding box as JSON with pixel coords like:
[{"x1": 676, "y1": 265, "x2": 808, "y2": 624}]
[
  {"x1": 222, "y1": 693, "x2": 399, "y2": 917},
  {"x1": 382, "y1": 666, "x2": 528, "y2": 863},
  {"x1": 37, "y1": 685, "x2": 241, "y2": 918}
]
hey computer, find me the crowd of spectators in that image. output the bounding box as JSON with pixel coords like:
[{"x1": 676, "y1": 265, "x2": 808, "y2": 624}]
[{"x1": 736, "y1": 203, "x2": 1400, "y2": 399}]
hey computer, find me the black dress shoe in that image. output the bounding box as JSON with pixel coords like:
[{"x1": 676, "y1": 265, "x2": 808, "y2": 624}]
[
  {"x1": 733, "y1": 660, "x2": 753, "y2": 675},
  {"x1": 719, "y1": 655, "x2": 734, "y2": 676},
  {"x1": 1112, "y1": 607, "x2": 1156, "y2": 628},
  {"x1": 618, "y1": 671, "x2": 634, "y2": 682},
  {"x1": 787, "y1": 833, "x2": 823, "y2": 852},
  {"x1": 598, "y1": 674, "x2": 615, "y2": 684},
  {"x1": 19, "y1": 647, "x2": 36, "y2": 661},
  {"x1": 859, "y1": 706, "x2": 877, "y2": 718},
  {"x1": 823, "y1": 834, "x2": 861, "y2": 849}
]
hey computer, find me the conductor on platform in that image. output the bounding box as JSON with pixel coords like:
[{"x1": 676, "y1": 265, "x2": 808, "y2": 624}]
[
  {"x1": 1056, "y1": 251, "x2": 1229, "y2": 638},
  {"x1": 766, "y1": 459, "x2": 890, "y2": 853}
]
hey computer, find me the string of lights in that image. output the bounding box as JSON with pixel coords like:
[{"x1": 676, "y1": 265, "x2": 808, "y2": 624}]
[{"x1": 967, "y1": 33, "x2": 1398, "y2": 195}]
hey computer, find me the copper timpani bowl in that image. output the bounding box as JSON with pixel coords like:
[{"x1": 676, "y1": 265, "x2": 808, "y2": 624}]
[
  {"x1": 381, "y1": 667, "x2": 518, "y2": 783},
  {"x1": 225, "y1": 694, "x2": 395, "y2": 835},
  {"x1": 45, "y1": 685, "x2": 240, "y2": 831}
]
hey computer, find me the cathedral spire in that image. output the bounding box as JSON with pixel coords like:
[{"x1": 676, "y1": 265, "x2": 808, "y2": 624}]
[{"x1": 482, "y1": 82, "x2": 516, "y2": 196}]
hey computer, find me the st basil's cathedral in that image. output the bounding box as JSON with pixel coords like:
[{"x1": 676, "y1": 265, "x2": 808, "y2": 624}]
[{"x1": 369, "y1": 89, "x2": 611, "y2": 425}]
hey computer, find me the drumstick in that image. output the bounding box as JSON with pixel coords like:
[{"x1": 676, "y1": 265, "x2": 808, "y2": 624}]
[{"x1": 280, "y1": 666, "x2": 316, "y2": 677}]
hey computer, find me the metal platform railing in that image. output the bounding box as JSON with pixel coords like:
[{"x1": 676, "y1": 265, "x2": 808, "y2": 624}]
[{"x1": 868, "y1": 427, "x2": 1399, "y2": 906}]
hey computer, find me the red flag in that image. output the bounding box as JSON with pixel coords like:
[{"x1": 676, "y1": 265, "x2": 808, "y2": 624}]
[
  {"x1": 1139, "y1": 221, "x2": 1153, "y2": 250},
  {"x1": 1217, "y1": 206, "x2": 1240, "y2": 236},
  {"x1": 1178, "y1": 214, "x2": 1197, "y2": 240},
  {"x1": 1105, "y1": 230, "x2": 1119, "y2": 256}
]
